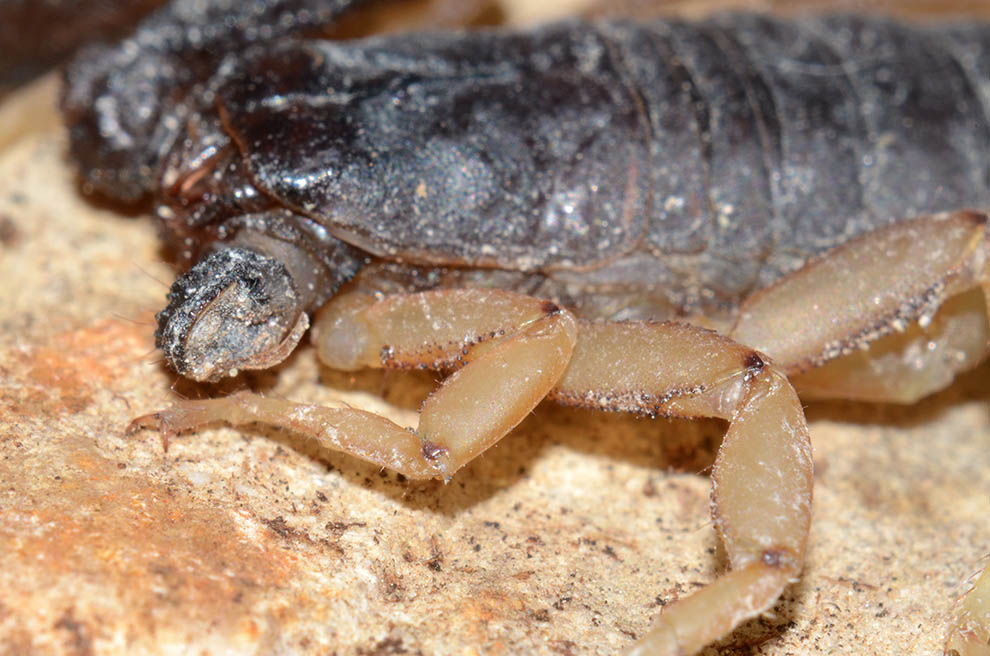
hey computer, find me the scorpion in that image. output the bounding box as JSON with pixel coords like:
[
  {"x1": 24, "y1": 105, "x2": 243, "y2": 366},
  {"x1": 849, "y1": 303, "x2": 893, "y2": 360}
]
[{"x1": 59, "y1": 0, "x2": 990, "y2": 653}]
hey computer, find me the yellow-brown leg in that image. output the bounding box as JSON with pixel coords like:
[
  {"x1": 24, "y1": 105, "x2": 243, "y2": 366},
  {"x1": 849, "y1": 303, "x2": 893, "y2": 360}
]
[
  {"x1": 731, "y1": 211, "x2": 989, "y2": 403},
  {"x1": 132, "y1": 289, "x2": 814, "y2": 654},
  {"x1": 947, "y1": 561, "x2": 990, "y2": 656},
  {"x1": 728, "y1": 210, "x2": 990, "y2": 653},
  {"x1": 131, "y1": 289, "x2": 577, "y2": 479},
  {"x1": 311, "y1": 289, "x2": 578, "y2": 477},
  {"x1": 552, "y1": 322, "x2": 813, "y2": 655}
]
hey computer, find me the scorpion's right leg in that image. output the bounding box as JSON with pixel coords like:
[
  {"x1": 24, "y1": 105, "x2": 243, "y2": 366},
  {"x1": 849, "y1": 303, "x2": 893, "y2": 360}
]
[
  {"x1": 313, "y1": 296, "x2": 815, "y2": 654},
  {"x1": 132, "y1": 290, "x2": 812, "y2": 655},
  {"x1": 133, "y1": 287, "x2": 813, "y2": 655}
]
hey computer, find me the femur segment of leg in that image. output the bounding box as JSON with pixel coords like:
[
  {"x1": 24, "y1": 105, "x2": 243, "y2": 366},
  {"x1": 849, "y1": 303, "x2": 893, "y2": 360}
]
[
  {"x1": 311, "y1": 289, "x2": 569, "y2": 372},
  {"x1": 726, "y1": 209, "x2": 990, "y2": 654},
  {"x1": 731, "y1": 210, "x2": 990, "y2": 403}
]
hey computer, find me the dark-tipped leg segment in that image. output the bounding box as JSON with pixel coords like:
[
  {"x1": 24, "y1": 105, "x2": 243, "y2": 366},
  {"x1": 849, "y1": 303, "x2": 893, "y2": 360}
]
[
  {"x1": 731, "y1": 210, "x2": 990, "y2": 403},
  {"x1": 552, "y1": 322, "x2": 813, "y2": 655},
  {"x1": 727, "y1": 210, "x2": 990, "y2": 650}
]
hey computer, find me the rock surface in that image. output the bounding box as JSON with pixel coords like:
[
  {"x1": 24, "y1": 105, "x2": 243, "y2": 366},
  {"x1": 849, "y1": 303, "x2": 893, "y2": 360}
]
[{"x1": 1, "y1": 2, "x2": 989, "y2": 654}]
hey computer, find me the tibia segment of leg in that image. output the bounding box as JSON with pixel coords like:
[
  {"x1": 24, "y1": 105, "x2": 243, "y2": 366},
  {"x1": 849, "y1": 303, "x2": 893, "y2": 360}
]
[
  {"x1": 552, "y1": 321, "x2": 813, "y2": 655},
  {"x1": 314, "y1": 289, "x2": 578, "y2": 477},
  {"x1": 792, "y1": 287, "x2": 988, "y2": 402},
  {"x1": 730, "y1": 211, "x2": 989, "y2": 403}
]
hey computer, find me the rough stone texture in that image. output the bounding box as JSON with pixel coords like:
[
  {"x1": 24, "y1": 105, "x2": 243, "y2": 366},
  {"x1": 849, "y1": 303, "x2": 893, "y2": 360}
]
[{"x1": 1, "y1": 3, "x2": 989, "y2": 655}]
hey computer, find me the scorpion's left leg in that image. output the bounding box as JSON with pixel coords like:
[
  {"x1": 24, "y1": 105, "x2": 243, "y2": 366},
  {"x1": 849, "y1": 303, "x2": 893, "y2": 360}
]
[
  {"x1": 131, "y1": 289, "x2": 579, "y2": 479},
  {"x1": 728, "y1": 210, "x2": 990, "y2": 655},
  {"x1": 550, "y1": 322, "x2": 813, "y2": 655}
]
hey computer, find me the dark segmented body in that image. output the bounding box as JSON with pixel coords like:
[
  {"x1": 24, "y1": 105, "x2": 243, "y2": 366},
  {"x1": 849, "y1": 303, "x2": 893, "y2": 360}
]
[
  {"x1": 176, "y1": 15, "x2": 990, "y2": 314},
  {"x1": 62, "y1": 4, "x2": 990, "y2": 364},
  {"x1": 61, "y1": 0, "x2": 367, "y2": 202}
]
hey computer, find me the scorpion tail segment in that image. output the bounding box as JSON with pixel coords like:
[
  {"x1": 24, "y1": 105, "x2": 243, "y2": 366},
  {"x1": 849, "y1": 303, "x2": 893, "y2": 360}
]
[
  {"x1": 946, "y1": 560, "x2": 990, "y2": 656},
  {"x1": 550, "y1": 323, "x2": 812, "y2": 655},
  {"x1": 731, "y1": 211, "x2": 990, "y2": 403},
  {"x1": 312, "y1": 289, "x2": 579, "y2": 476},
  {"x1": 156, "y1": 246, "x2": 308, "y2": 382}
]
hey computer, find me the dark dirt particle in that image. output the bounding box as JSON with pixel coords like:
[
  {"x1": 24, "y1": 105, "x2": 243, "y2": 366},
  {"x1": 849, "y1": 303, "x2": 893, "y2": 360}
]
[
  {"x1": 54, "y1": 611, "x2": 93, "y2": 656},
  {"x1": 355, "y1": 636, "x2": 410, "y2": 655},
  {"x1": 421, "y1": 441, "x2": 448, "y2": 461},
  {"x1": 0, "y1": 214, "x2": 19, "y2": 246}
]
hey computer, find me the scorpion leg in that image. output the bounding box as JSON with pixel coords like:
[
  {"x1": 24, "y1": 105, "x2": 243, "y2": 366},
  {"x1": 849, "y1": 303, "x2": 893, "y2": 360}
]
[
  {"x1": 730, "y1": 210, "x2": 990, "y2": 403},
  {"x1": 131, "y1": 289, "x2": 578, "y2": 479},
  {"x1": 729, "y1": 210, "x2": 990, "y2": 654},
  {"x1": 550, "y1": 322, "x2": 813, "y2": 655},
  {"x1": 947, "y1": 561, "x2": 990, "y2": 656},
  {"x1": 311, "y1": 289, "x2": 578, "y2": 477}
]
